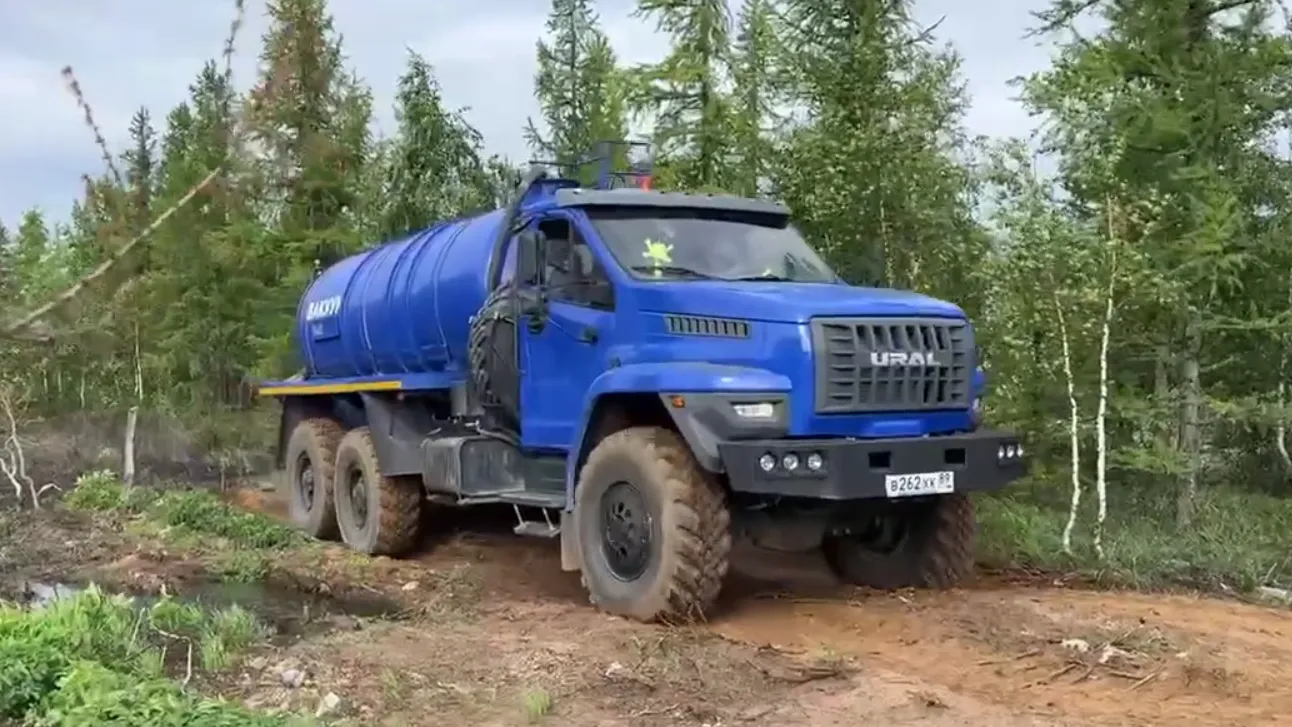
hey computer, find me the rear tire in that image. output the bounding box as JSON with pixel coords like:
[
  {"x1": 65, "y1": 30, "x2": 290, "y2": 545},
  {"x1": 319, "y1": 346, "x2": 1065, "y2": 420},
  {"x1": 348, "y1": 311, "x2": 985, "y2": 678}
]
[
  {"x1": 333, "y1": 426, "x2": 422, "y2": 556},
  {"x1": 284, "y1": 417, "x2": 343, "y2": 540},
  {"x1": 822, "y1": 494, "x2": 976, "y2": 589},
  {"x1": 574, "y1": 426, "x2": 731, "y2": 623}
]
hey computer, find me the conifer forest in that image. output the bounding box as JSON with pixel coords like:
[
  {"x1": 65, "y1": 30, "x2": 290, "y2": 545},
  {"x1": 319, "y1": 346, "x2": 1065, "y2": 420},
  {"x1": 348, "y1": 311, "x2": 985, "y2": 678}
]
[{"x1": 2, "y1": 0, "x2": 1292, "y2": 723}]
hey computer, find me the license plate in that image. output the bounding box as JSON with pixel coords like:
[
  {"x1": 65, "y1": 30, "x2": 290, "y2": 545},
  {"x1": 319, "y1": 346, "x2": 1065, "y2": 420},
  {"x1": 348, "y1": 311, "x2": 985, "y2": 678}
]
[{"x1": 884, "y1": 471, "x2": 955, "y2": 498}]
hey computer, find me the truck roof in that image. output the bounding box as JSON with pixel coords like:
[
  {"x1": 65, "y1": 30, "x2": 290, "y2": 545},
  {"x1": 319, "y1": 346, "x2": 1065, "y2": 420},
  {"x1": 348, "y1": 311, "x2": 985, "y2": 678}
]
[{"x1": 553, "y1": 187, "x2": 790, "y2": 217}]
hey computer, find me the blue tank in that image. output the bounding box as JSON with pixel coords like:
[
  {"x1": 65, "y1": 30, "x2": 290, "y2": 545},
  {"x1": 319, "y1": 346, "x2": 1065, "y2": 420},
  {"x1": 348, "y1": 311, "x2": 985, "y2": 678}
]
[{"x1": 296, "y1": 208, "x2": 515, "y2": 380}]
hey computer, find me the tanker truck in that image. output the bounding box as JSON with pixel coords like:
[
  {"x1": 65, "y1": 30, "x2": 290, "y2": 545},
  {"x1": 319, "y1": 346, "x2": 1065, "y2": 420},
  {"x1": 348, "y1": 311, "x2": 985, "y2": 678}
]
[{"x1": 257, "y1": 141, "x2": 1028, "y2": 623}]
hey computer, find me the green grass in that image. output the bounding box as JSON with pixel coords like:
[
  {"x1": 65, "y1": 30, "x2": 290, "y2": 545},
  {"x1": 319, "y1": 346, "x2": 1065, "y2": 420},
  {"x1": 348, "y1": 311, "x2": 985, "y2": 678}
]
[
  {"x1": 976, "y1": 485, "x2": 1292, "y2": 593},
  {"x1": 0, "y1": 585, "x2": 310, "y2": 726},
  {"x1": 67, "y1": 470, "x2": 304, "y2": 554},
  {"x1": 211, "y1": 549, "x2": 273, "y2": 584},
  {"x1": 522, "y1": 688, "x2": 553, "y2": 723}
]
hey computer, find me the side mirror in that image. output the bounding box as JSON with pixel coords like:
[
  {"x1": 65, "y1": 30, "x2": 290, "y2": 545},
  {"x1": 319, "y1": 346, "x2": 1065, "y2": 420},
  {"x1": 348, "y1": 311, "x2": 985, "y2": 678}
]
[{"x1": 517, "y1": 230, "x2": 546, "y2": 286}]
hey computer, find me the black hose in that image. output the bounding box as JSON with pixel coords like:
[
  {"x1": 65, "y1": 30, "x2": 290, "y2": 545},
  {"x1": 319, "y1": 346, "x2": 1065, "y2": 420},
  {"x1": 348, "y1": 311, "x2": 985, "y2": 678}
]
[{"x1": 486, "y1": 164, "x2": 548, "y2": 291}]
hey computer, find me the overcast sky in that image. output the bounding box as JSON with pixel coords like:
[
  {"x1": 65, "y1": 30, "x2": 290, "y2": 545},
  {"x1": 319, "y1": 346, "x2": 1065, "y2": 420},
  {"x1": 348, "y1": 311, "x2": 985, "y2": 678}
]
[{"x1": 0, "y1": 0, "x2": 1054, "y2": 227}]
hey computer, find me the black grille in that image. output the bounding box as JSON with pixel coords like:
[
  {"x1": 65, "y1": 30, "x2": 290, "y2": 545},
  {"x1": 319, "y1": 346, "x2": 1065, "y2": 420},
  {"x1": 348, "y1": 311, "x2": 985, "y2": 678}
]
[
  {"x1": 664, "y1": 314, "x2": 751, "y2": 338},
  {"x1": 811, "y1": 317, "x2": 973, "y2": 413}
]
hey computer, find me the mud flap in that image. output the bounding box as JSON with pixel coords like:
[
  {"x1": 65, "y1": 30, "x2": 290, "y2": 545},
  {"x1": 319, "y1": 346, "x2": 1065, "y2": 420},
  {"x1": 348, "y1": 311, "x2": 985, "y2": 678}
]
[{"x1": 560, "y1": 510, "x2": 581, "y2": 572}]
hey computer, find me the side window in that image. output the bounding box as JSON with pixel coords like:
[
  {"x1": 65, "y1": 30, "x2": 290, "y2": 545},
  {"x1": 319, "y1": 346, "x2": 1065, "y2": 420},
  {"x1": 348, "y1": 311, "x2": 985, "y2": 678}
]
[{"x1": 538, "y1": 217, "x2": 613, "y2": 310}]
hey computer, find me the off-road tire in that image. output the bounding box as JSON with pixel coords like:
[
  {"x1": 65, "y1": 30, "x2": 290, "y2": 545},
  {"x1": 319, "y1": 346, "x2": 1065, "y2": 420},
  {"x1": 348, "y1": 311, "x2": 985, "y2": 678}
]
[
  {"x1": 284, "y1": 417, "x2": 344, "y2": 540},
  {"x1": 467, "y1": 284, "x2": 517, "y2": 423},
  {"x1": 574, "y1": 426, "x2": 731, "y2": 623},
  {"x1": 822, "y1": 494, "x2": 976, "y2": 589},
  {"x1": 333, "y1": 426, "x2": 422, "y2": 556}
]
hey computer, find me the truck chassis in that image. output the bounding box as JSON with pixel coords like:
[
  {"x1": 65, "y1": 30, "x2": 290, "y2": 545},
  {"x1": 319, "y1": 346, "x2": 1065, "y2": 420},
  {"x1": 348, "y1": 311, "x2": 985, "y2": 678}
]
[{"x1": 268, "y1": 383, "x2": 1026, "y2": 623}]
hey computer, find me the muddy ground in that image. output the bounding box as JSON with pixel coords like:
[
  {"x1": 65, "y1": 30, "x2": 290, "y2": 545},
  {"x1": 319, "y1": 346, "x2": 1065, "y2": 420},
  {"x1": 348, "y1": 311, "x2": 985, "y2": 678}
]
[{"x1": 2, "y1": 487, "x2": 1290, "y2": 727}]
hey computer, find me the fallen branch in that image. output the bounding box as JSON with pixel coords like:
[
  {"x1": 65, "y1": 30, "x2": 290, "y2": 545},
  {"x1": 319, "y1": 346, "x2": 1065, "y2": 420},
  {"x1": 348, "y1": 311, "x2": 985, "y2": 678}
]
[
  {"x1": 1127, "y1": 669, "x2": 1161, "y2": 691},
  {"x1": 1, "y1": 166, "x2": 224, "y2": 342},
  {"x1": 1, "y1": 0, "x2": 248, "y2": 343},
  {"x1": 150, "y1": 623, "x2": 195, "y2": 685},
  {"x1": 1023, "y1": 661, "x2": 1083, "y2": 688},
  {"x1": 976, "y1": 648, "x2": 1042, "y2": 666}
]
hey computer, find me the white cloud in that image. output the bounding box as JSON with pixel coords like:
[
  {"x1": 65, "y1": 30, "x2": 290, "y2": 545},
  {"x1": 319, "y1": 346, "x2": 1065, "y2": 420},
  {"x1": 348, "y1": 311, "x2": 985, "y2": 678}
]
[{"x1": 0, "y1": 0, "x2": 1053, "y2": 226}]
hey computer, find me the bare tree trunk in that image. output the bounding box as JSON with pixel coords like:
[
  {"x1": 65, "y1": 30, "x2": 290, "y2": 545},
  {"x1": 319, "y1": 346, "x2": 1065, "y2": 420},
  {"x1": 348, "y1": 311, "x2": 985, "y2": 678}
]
[
  {"x1": 122, "y1": 406, "x2": 138, "y2": 489},
  {"x1": 1154, "y1": 343, "x2": 1176, "y2": 456},
  {"x1": 133, "y1": 321, "x2": 144, "y2": 403},
  {"x1": 1279, "y1": 135, "x2": 1292, "y2": 483},
  {"x1": 1278, "y1": 382, "x2": 1292, "y2": 476},
  {"x1": 1093, "y1": 209, "x2": 1118, "y2": 559},
  {"x1": 1177, "y1": 311, "x2": 1203, "y2": 529},
  {"x1": 1093, "y1": 273, "x2": 1114, "y2": 559},
  {"x1": 1055, "y1": 290, "x2": 1083, "y2": 555},
  {"x1": 1277, "y1": 286, "x2": 1292, "y2": 480}
]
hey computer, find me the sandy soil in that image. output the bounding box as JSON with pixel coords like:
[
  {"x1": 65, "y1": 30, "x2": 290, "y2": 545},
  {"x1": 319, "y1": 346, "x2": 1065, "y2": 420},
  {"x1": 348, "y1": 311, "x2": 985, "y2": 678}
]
[{"x1": 2, "y1": 488, "x2": 1290, "y2": 727}]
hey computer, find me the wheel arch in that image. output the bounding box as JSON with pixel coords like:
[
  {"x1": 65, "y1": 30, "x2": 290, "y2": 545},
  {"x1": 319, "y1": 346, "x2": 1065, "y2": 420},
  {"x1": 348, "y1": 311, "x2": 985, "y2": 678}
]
[
  {"x1": 275, "y1": 394, "x2": 364, "y2": 469},
  {"x1": 566, "y1": 392, "x2": 673, "y2": 507},
  {"x1": 563, "y1": 362, "x2": 791, "y2": 508}
]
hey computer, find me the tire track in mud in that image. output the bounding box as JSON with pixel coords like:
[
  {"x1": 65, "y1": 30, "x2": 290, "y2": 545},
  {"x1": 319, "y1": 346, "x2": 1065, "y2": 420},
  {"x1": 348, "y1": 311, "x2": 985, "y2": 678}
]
[
  {"x1": 708, "y1": 576, "x2": 1292, "y2": 726},
  {"x1": 228, "y1": 486, "x2": 1292, "y2": 726}
]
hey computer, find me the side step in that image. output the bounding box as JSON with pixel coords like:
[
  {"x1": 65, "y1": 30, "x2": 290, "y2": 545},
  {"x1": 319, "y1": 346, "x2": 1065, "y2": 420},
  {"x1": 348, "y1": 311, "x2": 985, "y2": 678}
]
[
  {"x1": 418, "y1": 434, "x2": 565, "y2": 539},
  {"x1": 455, "y1": 489, "x2": 564, "y2": 508},
  {"x1": 455, "y1": 489, "x2": 564, "y2": 538},
  {"x1": 511, "y1": 503, "x2": 560, "y2": 538}
]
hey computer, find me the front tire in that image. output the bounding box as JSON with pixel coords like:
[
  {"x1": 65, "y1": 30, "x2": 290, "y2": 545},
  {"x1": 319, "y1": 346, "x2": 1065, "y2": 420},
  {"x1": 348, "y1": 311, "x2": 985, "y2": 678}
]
[
  {"x1": 822, "y1": 494, "x2": 976, "y2": 589},
  {"x1": 574, "y1": 426, "x2": 731, "y2": 623},
  {"x1": 333, "y1": 426, "x2": 422, "y2": 556},
  {"x1": 284, "y1": 417, "x2": 344, "y2": 540}
]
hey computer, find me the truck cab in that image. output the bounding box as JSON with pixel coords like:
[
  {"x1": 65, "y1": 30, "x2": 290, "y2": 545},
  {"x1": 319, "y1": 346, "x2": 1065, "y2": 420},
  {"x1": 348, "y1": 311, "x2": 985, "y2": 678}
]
[
  {"x1": 469, "y1": 182, "x2": 1025, "y2": 620},
  {"x1": 261, "y1": 147, "x2": 1027, "y2": 624}
]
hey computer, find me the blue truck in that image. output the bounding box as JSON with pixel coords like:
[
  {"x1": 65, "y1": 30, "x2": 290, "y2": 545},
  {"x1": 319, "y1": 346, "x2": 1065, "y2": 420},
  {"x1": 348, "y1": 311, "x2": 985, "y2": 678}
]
[{"x1": 258, "y1": 142, "x2": 1027, "y2": 623}]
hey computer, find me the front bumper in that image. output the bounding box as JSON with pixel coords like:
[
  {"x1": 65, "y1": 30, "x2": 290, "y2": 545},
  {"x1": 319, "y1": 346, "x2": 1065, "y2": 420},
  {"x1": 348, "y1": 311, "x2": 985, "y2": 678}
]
[{"x1": 718, "y1": 429, "x2": 1027, "y2": 500}]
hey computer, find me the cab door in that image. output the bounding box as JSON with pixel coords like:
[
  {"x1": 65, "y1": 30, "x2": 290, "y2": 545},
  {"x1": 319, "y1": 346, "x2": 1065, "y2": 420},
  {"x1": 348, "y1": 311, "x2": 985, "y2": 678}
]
[{"x1": 518, "y1": 213, "x2": 617, "y2": 451}]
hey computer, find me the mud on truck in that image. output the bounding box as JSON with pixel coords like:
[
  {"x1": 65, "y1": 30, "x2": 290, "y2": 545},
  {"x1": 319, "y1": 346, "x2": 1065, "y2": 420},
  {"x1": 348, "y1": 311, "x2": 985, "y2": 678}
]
[{"x1": 258, "y1": 141, "x2": 1028, "y2": 623}]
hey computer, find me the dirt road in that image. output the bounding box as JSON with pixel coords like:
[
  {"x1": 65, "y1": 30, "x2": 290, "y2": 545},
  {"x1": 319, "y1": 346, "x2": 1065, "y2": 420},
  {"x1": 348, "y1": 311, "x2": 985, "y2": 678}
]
[{"x1": 4, "y1": 488, "x2": 1290, "y2": 726}]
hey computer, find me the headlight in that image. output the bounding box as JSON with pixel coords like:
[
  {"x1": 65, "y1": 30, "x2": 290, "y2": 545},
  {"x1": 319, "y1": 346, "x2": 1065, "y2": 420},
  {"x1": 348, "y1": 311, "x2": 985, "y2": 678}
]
[
  {"x1": 997, "y1": 444, "x2": 1024, "y2": 460},
  {"x1": 806, "y1": 452, "x2": 824, "y2": 470},
  {"x1": 782, "y1": 453, "x2": 800, "y2": 471},
  {"x1": 758, "y1": 453, "x2": 777, "y2": 472},
  {"x1": 733, "y1": 402, "x2": 777, "y2": 419}
]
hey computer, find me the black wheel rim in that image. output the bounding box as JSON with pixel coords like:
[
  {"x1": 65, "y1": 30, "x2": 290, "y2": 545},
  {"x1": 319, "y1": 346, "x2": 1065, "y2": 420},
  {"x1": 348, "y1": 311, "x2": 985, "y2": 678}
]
[
  {"x1": 296, "y1": 453, "x2": 315, "y2": 511},
  {"x1": 600, "y1": 481, "x2": 653, "y2": 581},
  {"x1": 346, "y1": 464, "x2": 369, "y2": 531}
]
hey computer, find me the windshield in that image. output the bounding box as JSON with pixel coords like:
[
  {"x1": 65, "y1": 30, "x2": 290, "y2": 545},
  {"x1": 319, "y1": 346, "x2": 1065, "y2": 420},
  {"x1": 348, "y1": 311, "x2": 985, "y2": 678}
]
[{"x1": 586, "y1": 207, "x2": 838, "y2": 283}]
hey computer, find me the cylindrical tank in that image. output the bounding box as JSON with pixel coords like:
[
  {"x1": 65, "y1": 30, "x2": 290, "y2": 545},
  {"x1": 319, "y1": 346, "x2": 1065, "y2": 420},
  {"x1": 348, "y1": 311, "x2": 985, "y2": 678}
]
[{"x1": 296, "y1": 208, "x2": 517, "y2": 380}]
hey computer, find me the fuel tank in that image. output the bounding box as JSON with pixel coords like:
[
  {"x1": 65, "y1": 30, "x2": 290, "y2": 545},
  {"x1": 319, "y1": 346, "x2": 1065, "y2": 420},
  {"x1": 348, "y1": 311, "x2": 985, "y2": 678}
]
[{"x1": 296, "y1": 208, "x2": 516, "y2": 379}]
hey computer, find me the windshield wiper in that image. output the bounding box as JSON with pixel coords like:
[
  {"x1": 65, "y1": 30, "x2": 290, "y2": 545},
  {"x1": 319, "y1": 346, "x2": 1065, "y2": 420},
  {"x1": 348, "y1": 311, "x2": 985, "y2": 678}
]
[
  {"x1": 630, "y1": 265, "x2": 717, "y2": 279},
  {"x1": 726, "y1": 273, "x2": 793, "y2": 282}
]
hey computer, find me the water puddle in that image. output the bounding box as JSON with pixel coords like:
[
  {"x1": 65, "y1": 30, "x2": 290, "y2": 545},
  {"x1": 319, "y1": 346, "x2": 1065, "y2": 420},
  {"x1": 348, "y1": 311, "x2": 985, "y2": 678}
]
[
  {"x1": 6, "y1": 576, "x2": 404, "y2": 642},
  {"x1": 21, "y1": 580, "x2": 82, "y2": 607}
]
